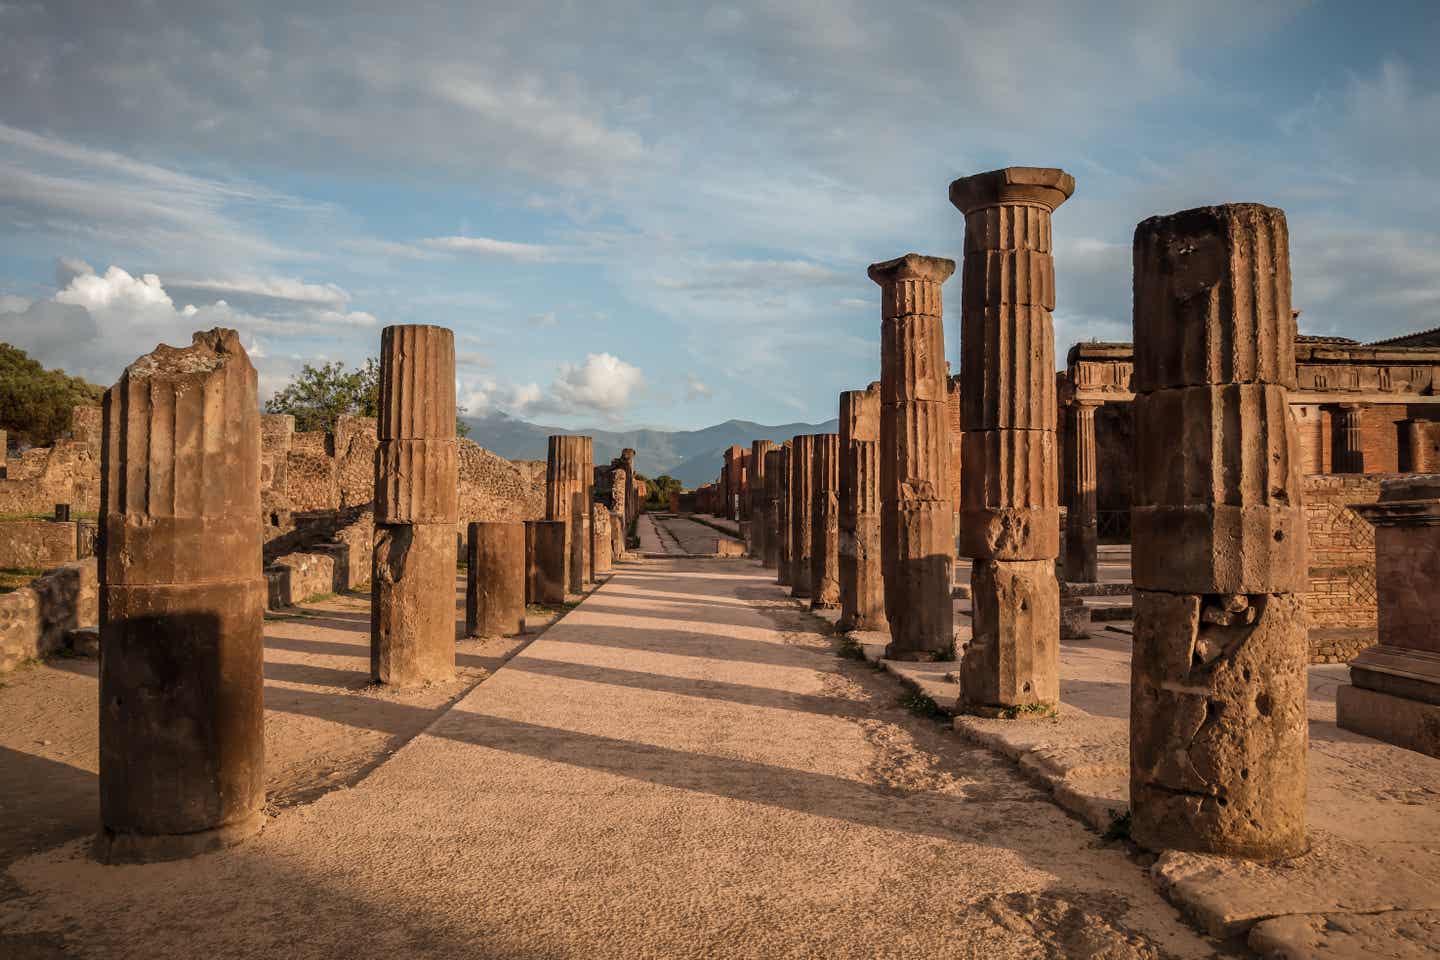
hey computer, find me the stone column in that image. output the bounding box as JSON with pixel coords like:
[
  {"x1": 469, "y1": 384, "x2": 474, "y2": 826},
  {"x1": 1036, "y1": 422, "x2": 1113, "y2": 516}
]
[
  {"x1": 774, "y1": 443, "x2": 793, "y2": 586},
  {"x1": 1340, "y1": 475, "x2": 1440, "y2": 757},
  {"x1": 525, "y1": 519, "x2": 566, "y2": 605},
  {"x1": 750, "y1": 439, "x2": 774, "y2": 559},
  {"x1": 610, "y1": 508, "x2": 625, "y2": 561},
  {"x1": 1334, "y1": 403, "x2": 1365, "y2": 474},
  {"x1": 870, "y1": 254, "x2": 956, "y2": 661},
  {"x1": 811, "y1": 433, "x2": 841, "y2": 609},
  {"x1": 789, "y1": 435, "x2": 818, "y2": 598},
  {"x1": 98, "y1": 328, "x2": 265, "y2": 862},
  {"x1": 591, "y1": 503, "x2": 613, "y2": 578},
  {"x1": 763, "y1": 448, "x2": 784, "y2": 570},
  {"x1": 371, "y1": 325, "x2": 458, "y2": 687},
  {"x1": 546, "y1": 435, "x2": 592, "y2": 594},
  {"x1": 1401, "y1": 420, "x2": 1430, "y2": 473},
  {"x1": 839, "y1": 384, "x2": 886, "y2": 632},
  {"x1": 1129, "y1": 203, "x2": 1308, "y2": 860},
  {"x1": 1063, "y1": 399, "x2": 1100, "y2": 583},
  {"x1": 950, "y1": 168, "x2": 1070, "y2": 704},
  {"x1": 465, "y1": 521, "x2": 526, "y2": 638}
]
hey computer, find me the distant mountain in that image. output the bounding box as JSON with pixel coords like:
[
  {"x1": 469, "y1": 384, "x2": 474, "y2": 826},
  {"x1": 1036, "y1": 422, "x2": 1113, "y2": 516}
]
[{"x1": 461, "y1": 412, "x2": 840, "y2": 488}]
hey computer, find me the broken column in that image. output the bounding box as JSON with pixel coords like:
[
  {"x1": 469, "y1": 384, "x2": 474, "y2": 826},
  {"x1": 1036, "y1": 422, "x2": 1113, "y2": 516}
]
[
  {"x1": 763, "y1": 447, "x2": 784, "y2": 570},
  {"x1": 98, "y1": 328, "x2": 265, "y2": 862},
  {"x1": 465, "y1": 521, "x2": 526, "y2": 638},
  {"x1": 789, "y1": 435, "x2": 818, "y2": 599},
  {"x1": 1063, "y1": 399, "x2": 1100, "y2": 583},
  {"x1": 1339, "y1": 475, "x2": 1440, "y2": 758},
  {"x1": 869, "y1": 254, "x2": 955, "y2": 660},
  {"x1": 372, "y1": 324, "x2": 458, "y2": 687},
  {"x1": 950, "y1": 168, "x2": 1070, "y2": 703},
  {"x1": 750, "y1": 439, "x2": 774, "y2": 559},
  {"x1": 838, "y1": 383, "x2": 887, "y2": 632},
  {"x1": 610, "y1": 508, "x2": 625, "y2": 561},
  {"x1": 546, "y1": 435, "x2": 593, "y2": 594},
  {"x1": 525, "y1": 519, "x2": 566, "y2": 605},
  {"x1": 1129, "y1": 203, "x2": 1308, "y2": 859},
  {"x1": 591, "y1": 503, "x2": 612, "y2": 578},
  {"x1": 811, "y1": 433, "x2": 841, "y2": 609},
  {"x1": 775, "y1": 442, "x2": 793, "y2": 587}
]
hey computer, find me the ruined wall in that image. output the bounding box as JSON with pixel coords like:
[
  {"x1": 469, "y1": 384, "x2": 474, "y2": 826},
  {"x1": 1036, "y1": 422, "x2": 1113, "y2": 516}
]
[
  {"x1": 0, "y1": 520, "x2": 79, "y2": 567},
  {"x1": 0, "y1": 440, "x2": 100, "y2": 515},
  {"x1": 0, "y1": 558, "x2": 97, "y2": 672},
  {"x1": 1303, "y1": 473, "x2": 1383, "y2": 640},
  {"x1": 458, "y1": 445, "x2": 547, "y2": 522}
]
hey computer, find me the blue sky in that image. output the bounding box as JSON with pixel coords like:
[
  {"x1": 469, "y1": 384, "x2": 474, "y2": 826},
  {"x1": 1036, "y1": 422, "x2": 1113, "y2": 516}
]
[{"x1": 1, "y1": 0, "x2": 1437, "y2": 431}]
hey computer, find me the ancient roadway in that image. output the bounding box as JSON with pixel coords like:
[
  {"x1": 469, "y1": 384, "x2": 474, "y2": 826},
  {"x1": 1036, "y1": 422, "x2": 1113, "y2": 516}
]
[{"x1": 2, "y1": 551, "x2": 1222, "y2": 959}]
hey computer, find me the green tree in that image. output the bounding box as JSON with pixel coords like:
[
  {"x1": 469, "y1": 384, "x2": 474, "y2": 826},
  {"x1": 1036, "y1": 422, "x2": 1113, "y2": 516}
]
[
  {"x1": 645, "y1": 474, "x2": 682, "y2": 506},
  {"x1": 266, "y1": 356, "x2": 469, "y2": 436},
  {"x1": 0, "y1": 343, "x2": 105, "y2": 447}
]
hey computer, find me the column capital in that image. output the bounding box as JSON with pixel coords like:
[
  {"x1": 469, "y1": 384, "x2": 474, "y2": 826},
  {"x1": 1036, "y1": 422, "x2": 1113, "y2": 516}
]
[
  {"x1": 949, "y1": 166, "x2": 1075, "y2": 214},
  {"x1": 867, "y1": 252, "x2": 956, "y2": 286}
]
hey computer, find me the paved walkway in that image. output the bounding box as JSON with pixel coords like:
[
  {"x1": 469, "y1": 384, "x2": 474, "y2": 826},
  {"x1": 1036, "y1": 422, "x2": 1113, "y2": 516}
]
[{"x1": 2, "y1": 556, "x2": 1218, "y2": 959}]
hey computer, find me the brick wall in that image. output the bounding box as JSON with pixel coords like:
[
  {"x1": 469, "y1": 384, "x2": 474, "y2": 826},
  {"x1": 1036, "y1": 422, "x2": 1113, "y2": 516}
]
[{"x1": 1303, "y1": 473, "x2": 1383, "y2": 631}]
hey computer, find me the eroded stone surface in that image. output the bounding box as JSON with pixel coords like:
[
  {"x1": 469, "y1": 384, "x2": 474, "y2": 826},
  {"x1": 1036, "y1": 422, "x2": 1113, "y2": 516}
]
[
  {"x1": 526, "y1": 519, "x2": 566, "y2": 606},
  {"x1": 466, "y1": 521, "x2": 526, "y2": 639},
  {"x1": 788, "y1": 435, "x2": 817, "y2": 599},
  {"x1": 960, "y1": 559, "x2": 1059, "y2": 707},
  {"x1": 546, "y1": 435, "x2": 593, "y2": 593},
  {"x1": 810, "y1": 434, "x2": 840, "y2": 609}
]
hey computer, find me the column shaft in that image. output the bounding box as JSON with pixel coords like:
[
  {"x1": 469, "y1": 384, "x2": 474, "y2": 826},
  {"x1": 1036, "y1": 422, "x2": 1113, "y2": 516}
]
[
  {"x1": 546, "y1": 435, "x2": 593, "y2": 593},
  {"x1": 1063, "y1": 401, "x2": 1099, "y2": 582},
  {"x1": 789, "y1": 435, "x2": 817, "y2": 598},
  {"x1": 1334, "y1": 403, "x2": 1365, "y2": 474},
  {"x1": 811, "y1": 434, "x2": 841, "y2": 608},
  {"x1": 465, "y1": 521, "x2": 526, "y2": 637},
  {"x1": 839, "y1": 384, "x2": 886, "y2": 632}
]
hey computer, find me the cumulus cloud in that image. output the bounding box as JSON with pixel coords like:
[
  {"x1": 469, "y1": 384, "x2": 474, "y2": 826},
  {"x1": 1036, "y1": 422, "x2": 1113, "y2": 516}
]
[{"x1": 508, "y1": 352, "x2": 644, "y2": 418}]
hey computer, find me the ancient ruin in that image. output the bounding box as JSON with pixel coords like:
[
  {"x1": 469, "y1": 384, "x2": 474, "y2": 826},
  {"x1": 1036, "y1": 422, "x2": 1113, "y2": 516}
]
[
  {"x1": 466, "y1": 521, "x2": 526, "y2": 638},
  {"x1": 97, "y1": 328, "x2": 265, "y2": 862},
  {"x1": 950, "y1": 167, "x2": 1070, "y2": 707},
  {"x1": 775, "y1": 441, "x2": 793, "y2": 588},
  {"x1": 525, "y1": 518, "x2": 567, "y2": 605},
  {"x1": 591, "y1": 503, "x2": 612, "y2": 579},
  {"x1": 749, "y1": 439, "x2": 773, "y2": 560},
  {"x1": 838, "y1": 383, "x2": 886, "y2": 632},
  {"x1": 788, "y1": 435, "x2": 817, "y2": 598},
  {"x1": 868, "y1": 253, "x2": 955, "y2": 660},
  {"x1": 371, "y1": 324, "x2": 458, "y2": 687},
  {"x1": 810, "y1": 433, "x2": 840, "y2": 609},
  {"x1": 762, "y1": 447, "x2": 783, "y2": 570},
  {"x1": 546, "y1": 435, "x2": 593, "y2": 594},
  {"x1": 1128, "y1": 203, "x2": 1309, "y2": 859}
]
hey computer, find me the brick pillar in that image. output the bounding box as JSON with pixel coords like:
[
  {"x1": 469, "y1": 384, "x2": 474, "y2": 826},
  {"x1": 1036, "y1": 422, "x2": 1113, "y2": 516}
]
[
  {"x1": 811, "y1": 433, "x2": 841, "y2": 609},
  {"x1": 869, "y1": 254, "x2": 955, "y2": 660},
  {"x1": 371, "y1": 325, "x2": 458, "y2": 687},
  {"x1": 465, "y1": 521, "x2": 526, "y2": 638},
  {"x1": 789, "y1": 435, "x2": 817, "y2": 598},
  {"x1": 950, "y1": 167, "x2": 1070, "y2": 706},
  {"x1": 750, "y1": 439, "x2": 774, "y2": 559},
  {"x1": 98, "y1": 328, "x2": 265, "y2": 862},
  {"x1": 1334, "y1": 403, "x2": 1365, "y2": 474},
  {"x1": 546, "y1": 435, "x2": 593, "y2": 593},
  {"x1": 591, "y1": 503, "x2": 613, "y2": 577},
  {"x1": 839, "y1": 383, "x2": 886, "y2": 632},
  {"x1": 775, "y1": 443, "x2": 793, "y2": 586},
  {"x1": 1063, "y1": 399, "x2": 1100, "y2": 583},
  {"x1": 763, "y1": 448, "x2": 784, "y2": 570},
  {"x1": 1130, "y1": 203, "x2": 1308, "y2": 859}
]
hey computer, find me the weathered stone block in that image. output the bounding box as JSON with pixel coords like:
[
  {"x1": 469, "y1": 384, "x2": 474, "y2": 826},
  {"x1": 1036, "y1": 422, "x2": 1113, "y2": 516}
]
[
  {"x1": 881, "y1": 500, "x2": 953, "y2": 660},
  {"x1": 371, "y1": 523, "x2": 456, "y2": 685},
  {"x1": 1336, "y1": 683, "x2": 1440, "y2": 759},
  {"x1": 1130, "y1": 590, "x2": 1308, "y2": 859},
  {"x1": 879, "y1": 400, "x2": 950, "y2": 503},
  {"x1": 1131, "y1": 503, "x2": 1306, "y2": 594},
  {"x1": 960, "y1": 559, "x2": 1060, "y2": 707},
  {"x1": 373, "y1": 438, "x2": 459, "y2": 523},
  {"x1": 1133, "y1": 204, "x2": 1296, "y2": 392},
  {"x1": 961, "y1": 249, "x2": 1055, "y2": 312},
  {"x1": 960, "y1": 304, "x2": 1057, "y2": 432},
  {"x1": 525, "y1": 519, "x2": 566, "y2": 605},
  {"x1": 465, "y1": 521, "x2": 525, "y2": 638},
  {"x1": 811, "y1": 434, "x2": 840, "y2": 609},
  {"x1": 880, "y1": 315, "x2": 948, "y2": 403},
  {"x1": 1133, "y1": 384, "x2": 1300, "y2": 509},
  {"x1": 959, "y1": 429, "x2": 1058, "y2": 561},
  {"x1": 0, "y1": 519, "x2": 79, "y2": 568}
]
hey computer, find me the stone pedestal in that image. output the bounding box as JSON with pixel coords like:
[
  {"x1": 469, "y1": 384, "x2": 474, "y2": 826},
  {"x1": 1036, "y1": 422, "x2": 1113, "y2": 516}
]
[
  {"x1": 98, "y1": 328, "x2": 265, "y2": 863},
  {"x1": 763, "y1": 448, "x2": 784, "y2": 571},
  {"x1": 525, "y1": 519, "x2": 566, "y2": 605},
  {"x1": 1063, "y1": 400, "x2": 1099, "y2": 583},
  {"x1": 591, "y1": 503, "x2": 613, "y2": 578},
  {"x1": 1128, "y1": 203, "x2": 1308, "y2": 860},
  {"x1": 811, "y1": 434, "x2": 840, "y2": 609},
  {"x1": 372, "y1": 325, "x2": 458, "y2": 687},
  {"x1": 950, "y1": 168, "x2": 1070, "y2": 696},
  {"x1": 465, "y1": 521, "x2": 526, "y2": 638},
  {"x1": 1334, "y1": 403, "x2": 1365, "y2": 474},
  {"x1": 789, "y1": 435, "x2": 817, "y2": 598},
  {"x1": 546, "y1": 435, "x2": 593, "y2": 594},
  {"x1": 869, "y1": 254, "x2": 955, "y2": 660},
  {"x1": 839, "y1": 384, "x2": 886, "y2": 632},
  {"x1": 1340, "y1": 474, "x2": 1440, "y2": 758}
]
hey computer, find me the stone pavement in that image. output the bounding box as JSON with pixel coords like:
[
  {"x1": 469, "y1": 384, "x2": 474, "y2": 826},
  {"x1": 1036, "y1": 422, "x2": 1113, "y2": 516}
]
[{"x1": 3, "y1": 555, "x2": 1223, "y2": 959}]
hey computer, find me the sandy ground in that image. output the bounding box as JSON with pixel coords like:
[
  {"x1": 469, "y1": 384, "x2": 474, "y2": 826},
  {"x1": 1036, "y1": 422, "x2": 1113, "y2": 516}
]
[{"x1": 1, "y1": 554, "x2": 1231, "y2": 959}]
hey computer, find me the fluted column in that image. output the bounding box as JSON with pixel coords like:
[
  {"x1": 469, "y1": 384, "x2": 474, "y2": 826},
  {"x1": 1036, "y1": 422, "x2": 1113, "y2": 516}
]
[
  {"x1": 839, "y1": 383, "x2": 886, "y2": 632},
  {"x1": 869, "y1": 254, "x2": 956, "y2": 660},
  {"x1": 1063, "y1": 399, "x2": 1100, "y2": 583},
  {"x1": 763, "y1": 448, "x2": 784, "y2": 570},
  {"x1": 950, "y1": 167, "x2": 1071, "y2": 709},
  {"x1": 372, "y1": 324, "x2": 458, "y2": 687},
  {"x1": 1129, "y1": 203, "x2": 1307, "y2": 860},
  {"x1": 750, "y1": 439, "x2": 774, "y2": 559},
  {"x1": 1334, "y1": 403, "x2": 1365, "y2": 474},
  {"x1": 546, "y1": 435, "x2": 593, "y2": 593},
  {"x1": 98, "y1": 328, "x2": 265, "y2": 862},
  {"x1": 811, "y1": 433, "x2": 841, "y2": 609},
  {"x1": 788, "y1": 435, "x2": 817, "y2": 598},
  {"x1": 776, "y1": 442, "x2": 793, "y2": 586}
]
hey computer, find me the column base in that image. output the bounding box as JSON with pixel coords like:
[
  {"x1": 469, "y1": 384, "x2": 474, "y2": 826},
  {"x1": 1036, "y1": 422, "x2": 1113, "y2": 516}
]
[
  {"x1": 1337, "y1": 683, "x2": 1440, "y2": 759},
  {"x1": 95, "y1": 810, "x2": 264, "y2": 864}
]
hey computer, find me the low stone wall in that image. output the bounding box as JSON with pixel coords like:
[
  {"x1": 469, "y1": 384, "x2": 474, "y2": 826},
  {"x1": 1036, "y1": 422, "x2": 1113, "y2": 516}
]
[
  {"x1": 264, "y1": 511, "x2": 375, "y2": 609},
  {"x1": 0, "y1": 519, "x2": 79, "y2": 568},
  {"x1": 0, "y1": 558, "x2": 98, "y2": 672}
]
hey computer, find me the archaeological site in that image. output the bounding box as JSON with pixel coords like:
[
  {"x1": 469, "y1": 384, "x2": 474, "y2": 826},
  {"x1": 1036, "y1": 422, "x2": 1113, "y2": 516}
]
[{"x1": 2, "y1": 12, "x2": 1439, "y2": 954}]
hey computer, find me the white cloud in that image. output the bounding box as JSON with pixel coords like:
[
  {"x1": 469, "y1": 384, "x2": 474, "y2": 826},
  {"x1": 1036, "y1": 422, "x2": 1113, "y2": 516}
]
[
  {"x1": 685, "y1": 373, "x2": 713, "y2": 401},
  {"x1": 419, "y1": 235, "x2": 554, "y2": 261},
  {"x1": 509, "y1": 352, "x2": 644, "y2": 417},
  {"x1": 169, "y1": 276, "x2": 350, "y2": 307}
]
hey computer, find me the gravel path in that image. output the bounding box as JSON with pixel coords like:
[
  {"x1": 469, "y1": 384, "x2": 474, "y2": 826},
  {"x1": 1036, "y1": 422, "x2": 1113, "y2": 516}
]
[{"x1": 2, "y1": 557, "x2": 1227, "y2": 959}]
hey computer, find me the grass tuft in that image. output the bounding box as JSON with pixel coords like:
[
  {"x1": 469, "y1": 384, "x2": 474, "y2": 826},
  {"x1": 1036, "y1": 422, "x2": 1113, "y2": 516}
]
[
  {"x1": 1103, "y1": 810, "x2": 1132, "y2": 842},
  {"x1": 837, "y1": 635, "x2": 867, "y2": 661},
  {"x1": 898, "y1": 689, "x2": 948, "y2": 721}
]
